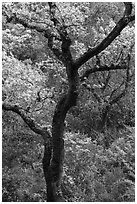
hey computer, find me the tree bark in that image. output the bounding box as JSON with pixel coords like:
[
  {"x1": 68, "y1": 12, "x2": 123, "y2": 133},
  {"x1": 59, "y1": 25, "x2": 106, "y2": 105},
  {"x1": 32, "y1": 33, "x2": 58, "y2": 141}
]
[
  {"x1": 99, "y1": 105, "x2": 110, "y2": 132},
  {"x1": 45, "y1": 63, "x2": 79, "y2": 201},
  {"x1": 2, "y1": 2, "x2": 135, "y2": 202},
  {"x1": 2, "y1": 103, "x2": 54, "y2": 200}
]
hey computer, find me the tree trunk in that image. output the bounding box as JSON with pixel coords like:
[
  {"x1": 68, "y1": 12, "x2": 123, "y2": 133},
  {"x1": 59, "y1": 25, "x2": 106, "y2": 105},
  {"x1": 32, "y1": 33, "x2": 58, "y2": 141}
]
[
  {"x1": 44, "y1": 95, "x2": 67, "y2": 201},
  {"x1": 99, "y1": 105, "x2": 110, "y2": 132},
  {"x1": 42, "y1": 64, "x2": 79, "y2": 201}
]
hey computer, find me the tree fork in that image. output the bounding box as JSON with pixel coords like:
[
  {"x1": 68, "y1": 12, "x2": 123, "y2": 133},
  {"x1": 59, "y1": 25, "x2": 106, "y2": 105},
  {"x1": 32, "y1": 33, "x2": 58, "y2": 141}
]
[{"x1": 2, "y1": 2, "x2": 135, "y2": 202}]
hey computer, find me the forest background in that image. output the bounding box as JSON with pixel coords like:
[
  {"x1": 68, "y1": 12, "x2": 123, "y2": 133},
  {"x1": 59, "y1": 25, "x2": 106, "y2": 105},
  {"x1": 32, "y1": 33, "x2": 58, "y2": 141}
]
[{"x1": 2, "y1": 1, "x2": 135, "y2": 202}]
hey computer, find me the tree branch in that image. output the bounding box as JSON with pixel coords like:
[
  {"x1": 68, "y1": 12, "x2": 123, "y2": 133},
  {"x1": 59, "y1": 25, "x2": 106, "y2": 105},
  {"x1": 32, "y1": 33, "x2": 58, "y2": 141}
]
[
  {"x1": 2, "y1": 102, "x2": 51, "y2": 142},
  {"x1": 108, "y1": 54, "x2": 131, "y2": 106},
  {"x1": 3, "y1": 102, "x2": 53, "y2": 201},
  {"x1": 4, "y1": 11, "x2": 65, "y2": 62},
  {"x1": 74, "y1": 3, "x2": 135, "y2": 69},
  {"x1": 80, "y1": 64, "x2": 127, "y2": 81},
  {"x1": 48, "y1": 2, "x2": 73, "y2": 64},
  {"x1": 124, "y1": 2, "x2": 133, "y2": 17},
  {"x1": 82, "y1": 82, "x2": 102, "y2": 103}
]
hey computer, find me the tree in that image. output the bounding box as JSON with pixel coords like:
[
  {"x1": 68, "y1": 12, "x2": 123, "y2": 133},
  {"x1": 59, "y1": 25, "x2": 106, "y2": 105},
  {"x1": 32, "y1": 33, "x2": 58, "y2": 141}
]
[{"x1": 2, "y1": 2, "x2": 135, "y2": 201}]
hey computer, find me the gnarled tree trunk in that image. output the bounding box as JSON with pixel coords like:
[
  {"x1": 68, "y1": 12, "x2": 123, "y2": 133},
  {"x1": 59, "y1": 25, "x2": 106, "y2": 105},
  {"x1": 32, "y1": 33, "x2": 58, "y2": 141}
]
[
  {"x1": 2, "y1": 2, "x2": 134, "y2": 202},
  {"x1": 43, "y1": 63, "x2": 79, "y2": 201}
]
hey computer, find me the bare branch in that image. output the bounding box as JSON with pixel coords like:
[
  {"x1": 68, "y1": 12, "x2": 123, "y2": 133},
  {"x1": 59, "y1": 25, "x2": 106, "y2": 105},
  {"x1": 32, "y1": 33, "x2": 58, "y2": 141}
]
[
  {"x1": 4, "y1": 11, "x2": 65, "y2": 62},
  {"x1": 109, "y1": 54, "x2": 131, "y2": 105},
  {"x1": 80, "y1": 64, "x2": 127, "y2": 81},
  {"x1": 74, "y1": 3, "x2": 135, "y2": 69},
  {"x1": 124, "y1": 2, "x2": 133, "y2": 17},
  {"x1": 82, "y1": 82, "x2": 102, "y2": 103},
  {"x1": 48, "y1": 2, "x2": 73, "y2": 63},
  {"x1": 109, "y1": 80, "x2": 125, "y2": 102},
  {"x1": 101, "y1": 71, "x2": 111, "y2": 93},
  {"x1": 2, "y1": 102, "x2": 51, "y2": 142},
  {"x1": 6, "y1": 13, "x2": 47, "y2": 32}
]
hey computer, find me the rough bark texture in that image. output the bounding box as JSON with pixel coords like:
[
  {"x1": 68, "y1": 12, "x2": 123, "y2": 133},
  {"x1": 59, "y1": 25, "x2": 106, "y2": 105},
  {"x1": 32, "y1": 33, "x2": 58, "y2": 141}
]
[
  {"x1": 45, "y1": 63, "x2": 79, "y2": 201},
  {"x1": 2, "y1": 103, "x2": 50, "y2": 141},
  {"x1": 2, "y1": 102, "x2": 53, "y2": 200},
  {"x1": 44, "y1": 3, "x2": 134, "y2": 200},
  {"x1": 2, "y1": 2, "x2": 135, "y2": 202}
]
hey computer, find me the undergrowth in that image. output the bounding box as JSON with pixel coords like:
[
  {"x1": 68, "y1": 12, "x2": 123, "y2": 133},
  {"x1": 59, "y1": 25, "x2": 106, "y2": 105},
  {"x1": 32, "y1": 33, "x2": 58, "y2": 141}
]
[{"x1": 2, "y1": 127, "x2": 135, "y2": 201}]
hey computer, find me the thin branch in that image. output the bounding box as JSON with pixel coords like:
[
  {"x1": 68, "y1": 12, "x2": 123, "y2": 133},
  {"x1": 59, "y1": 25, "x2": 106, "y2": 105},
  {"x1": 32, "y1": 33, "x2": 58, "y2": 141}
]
[
  {"x1": 109, "y1": 79, "x2": 125, "y2": 101},
  {"x1": 116, "y1": 49, "x2": 123, "y2": 63},
  {"x1": 109, "y1": 90, "x2": 127, "y2": 105},
  {"x1": 5, "y1": 11, "x2": 64, "y2": 62},
  {"x1": 101, "y1": 71, "x2": 111, "y2": 93},
  {"x1": 82, "y1": 82, "x2": 102, "y2": 103},
  {"x1": 2, "y1": 102, "x2": 51, "y2": 142},
  {"x1": 24, "y1": 16, "x2": 53, "y2": 27},
  {"x1": 109, "y1": 54, "x2": 131, "y2": 105},
  {"x1": 80, "y1": 64, "x2": 127, "y2": 81}
]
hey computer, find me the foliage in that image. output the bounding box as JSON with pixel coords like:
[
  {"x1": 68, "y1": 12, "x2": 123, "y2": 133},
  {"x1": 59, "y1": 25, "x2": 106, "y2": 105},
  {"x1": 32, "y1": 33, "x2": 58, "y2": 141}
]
[
  {"x1": 2, "y1": 126, "x2": 135, "y2": 202},
  {"x1": 2, "y1": 2, "x2": 135, "y2": 202},
  {"x1": 2, "y1": 119, "x2": 46, "y2": 202},
  {"x1": 3, "y1": 51, "x2": 45, "y2": 103},
  {"x1": 63, "y1": 129, "x2": 135, "y2": 202}
]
